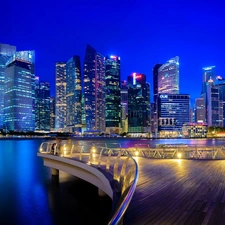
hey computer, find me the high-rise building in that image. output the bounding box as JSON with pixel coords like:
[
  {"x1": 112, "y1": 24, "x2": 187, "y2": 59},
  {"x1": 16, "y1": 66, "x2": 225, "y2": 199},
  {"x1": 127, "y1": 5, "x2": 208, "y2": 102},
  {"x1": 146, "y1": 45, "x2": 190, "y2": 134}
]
[
  {"x1": 158, "y1": 56, "x2": 179, "y2": 94},
  {"x1": 202, "y1": 66, "x2": 216, "y2": 94},
  {"x1": 157, "y1": 94, "x2": 190, "y2": 137},
  {"x1": 83, "y1": 45, "x2": 105, "y2": 132},
  {"x1": 153, "y1": 64, "x2": 162, "y2": 104},
  {"x1": 201, "y1": 66, "x2": 217, "y2": 123},
  {"x1": 66, "y1": 55, "x2": 82, "y2": 133},
  {"x1": 50, "y1": 97, "x2": 55, "y2": 130},
  {"x1": 121, "y1": 80, "x2": 128, "y2": 133},
  {"x1": 215, "y1": 76, "x2": 225, "y2": 127},
  {"x1": 127, "y1": 73, "x2": 151, "y2": 135},
  {"x1": 4, "y1": 51, "x2": 35, "y2": 132},
  {"x1": 35, "y1": 76, "x2": 50, "y2": 131},
  {"x1": 105, "y1": 55, "x2": 121, "y2": 134},
  {"x1": 206, "y1": 82, "x2": 223, "y2": 127},
  {"x1": 195, "y1": 98, "x2": 205, "y2": 123},
  {"x1": 55, "y1": 62, "x2": 66, "y2": 131},
  {"x1": 0, "y1": 43, "x2": 16, "y2": 130}
]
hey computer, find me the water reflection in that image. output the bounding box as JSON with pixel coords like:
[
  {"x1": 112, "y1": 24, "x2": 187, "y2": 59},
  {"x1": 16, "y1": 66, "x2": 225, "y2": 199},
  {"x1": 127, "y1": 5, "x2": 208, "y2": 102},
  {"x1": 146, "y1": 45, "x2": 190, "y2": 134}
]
[{"x1": 0, "y1": 139, "x2": 111, "y2": 225}]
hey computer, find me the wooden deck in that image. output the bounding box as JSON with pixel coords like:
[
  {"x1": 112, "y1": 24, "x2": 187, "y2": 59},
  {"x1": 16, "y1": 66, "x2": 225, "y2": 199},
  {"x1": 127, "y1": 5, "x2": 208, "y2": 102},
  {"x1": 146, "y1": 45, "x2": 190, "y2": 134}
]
[{"x1": 124, "y1": 158, "x2": 225, "y2": 225}]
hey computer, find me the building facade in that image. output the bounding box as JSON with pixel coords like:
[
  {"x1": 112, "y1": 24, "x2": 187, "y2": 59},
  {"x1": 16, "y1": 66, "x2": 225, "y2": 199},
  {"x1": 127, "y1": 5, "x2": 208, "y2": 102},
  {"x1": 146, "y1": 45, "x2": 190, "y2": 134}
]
[
  {"x1": 0, "y1": 43, "x2": 16, "y2": 130},
  {"x1": 127, "y1": 73, "x2": 150, "y2": 136},
  {"x1": 153, "y1": 63, "x2": 162, "y2": 104},
  {"x1": 55, "y1": 62, "x2": 66, "y2": 131},
  {"x1": 182, "y1": 122, "x2": 208, "y2": 138},
  {"x1": 195, "y1": 98, "x2": 205, "y2": 123},
  {"x1": 50, "y1": 97, "x2": 55, "y2": 130},
  {"x1": 158, "y1": 56, "x2": 179, "y2": 94},
  {"x1": 66, "y1": 55, "x2": 82, "y2": 133},
  {"x1": 157, "y1": 94, "x2": 190, "y2": 137},
  {"x1": 105, "y1": 55, "x2": 121, "y2": 134},
  {"x1": 206, "y1": 82, "x2": 223, "y2": 127},
  {"x1": 121, "y1": 80, "x2": 128, "y2": 134},
  {"x1": 83, "y1": 45, "x2": 105, "y2": 133},
  {"x1": 4, "y1": 51, "x2": 35, "y2": 132},
  {"x1": 35, "y1": 77, "x2": 50, "y2": 131}
]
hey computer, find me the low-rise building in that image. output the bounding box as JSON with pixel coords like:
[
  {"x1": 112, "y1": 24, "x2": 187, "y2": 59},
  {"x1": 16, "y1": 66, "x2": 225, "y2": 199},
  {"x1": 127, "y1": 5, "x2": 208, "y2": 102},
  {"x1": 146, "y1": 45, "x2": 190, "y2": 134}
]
[{"x1": 182, "y1": 122, "x2": 208, "y2": 138}]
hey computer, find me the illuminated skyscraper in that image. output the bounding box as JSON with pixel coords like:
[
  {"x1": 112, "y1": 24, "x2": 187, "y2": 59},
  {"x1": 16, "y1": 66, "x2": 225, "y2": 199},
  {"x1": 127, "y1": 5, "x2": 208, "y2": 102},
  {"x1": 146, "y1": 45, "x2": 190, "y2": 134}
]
[
  {"x1": 83, "y1": 45, "x2": 105, "y2": 132},
  {"x1": 127, "y1": 73, "x2": 151, "y2": 135},
  {"x1": 105, "y1": 55, "x2": 121, "y2": 134},
  {"x1": 205, "y1": 82, "x2": 223, "y2": 127},
  {"x1": 55, "y1": 62, "x2": 66, "y2": 130},
  {"x1": 195, "y1": 98, "x2": 205, "y2": 123},
  {"x1": 50, "y1": 97, "x2": 55, "y2": 130},
  {"x1": 66, "y1": 55, "x2": 82, "y2": 132},
  {"x1": 0, "y1": 43, "x2": 16, "y2": 129},
  {"x1": 158, "y1": 56, "x2": 179, "y2": 94},
  {"x1": 215, "y1": 77, "x2": 225, "y2": 127},
  {"x1": 157, "y1": 94, "x2": 190, "y2": 137},
  {"x1": 35, "y1": 76, "x2": 50, "y2": 131},
  {"x1": 4, "y1": 51, "x2": 35, "y2": 132},
  {"x1": 201, "y1": 66, "x2": 217, "y2": 123},
  {"x1": 121, "y1": 80, "x2": 128, "y2": 133},
  {"x1": 202, "y1": 66, "x2": 216, "y2": 94},
  {"x1": 153, "y1": 63, "x2": 162, "y2": 103}
]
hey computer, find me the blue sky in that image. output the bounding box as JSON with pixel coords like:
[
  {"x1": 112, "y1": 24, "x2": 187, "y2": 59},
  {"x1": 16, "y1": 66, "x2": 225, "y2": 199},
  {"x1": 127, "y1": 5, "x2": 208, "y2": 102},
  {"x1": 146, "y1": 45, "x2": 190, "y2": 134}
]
[{"x1": 1, "y1": 0, "x2": 225, "y2": 105}]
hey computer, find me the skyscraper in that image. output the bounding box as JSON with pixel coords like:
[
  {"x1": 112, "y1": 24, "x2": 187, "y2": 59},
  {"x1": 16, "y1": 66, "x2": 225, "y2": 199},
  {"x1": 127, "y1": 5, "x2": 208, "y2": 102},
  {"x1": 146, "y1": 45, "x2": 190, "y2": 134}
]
[
  {"x1": 195, "y1": 98, "x2": 205, "y2": 123},
  {"x1": 35, "y1": 76, "x2": 50, "y2": 131},
  {"x1": 105, "y1": 55, "x2": 121, "y2": 134},
  {"x1": 121, "y1": 80, "x2": 128, "y2": 133},
  {"x1": 4, "y1": 51, "x2": 35, "y2": 132},
  {"x1": 157, "y1": 94, "x2": 190, "y2": 137},
  {"x1": 66, "y1": 55, "x2": 82, "y2": 133},
  {"x1": 83, "y1": 45, "x2": 105, "y2": 132},
  {"x1": 127, "y1": 73, "x2": 151, "y2": 135},
  {"x1": 50, "y1": 97, "x2": 55, "y2": 130},
  {"x1": 153, "y1": 64, "x2": 162, "y2": 103},
  {"x1": 215, "y1": 76, "x2": 225, "y2": 127},
  {"x1": 0, "y1": 43, "x2": 16, "y2": 130},
  {"x1": 206, "y1": 82, "x2": 223, "y2": 127},
  {"x1": 202, "y1": 66, "x2": 216, "y2": 94},
  {"x1": 158, "y1": 56, "x2": 179, "y2": 94},
  {"x1": 55, "y1": 62, "x2": 66, "y2": 131}
]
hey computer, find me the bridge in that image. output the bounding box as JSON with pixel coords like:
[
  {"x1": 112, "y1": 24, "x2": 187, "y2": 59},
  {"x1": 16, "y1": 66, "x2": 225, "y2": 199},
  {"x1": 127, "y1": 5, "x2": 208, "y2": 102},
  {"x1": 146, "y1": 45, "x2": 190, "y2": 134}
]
[{"x1": 38, "y1": 141, "x2": 225, "y2": 225}]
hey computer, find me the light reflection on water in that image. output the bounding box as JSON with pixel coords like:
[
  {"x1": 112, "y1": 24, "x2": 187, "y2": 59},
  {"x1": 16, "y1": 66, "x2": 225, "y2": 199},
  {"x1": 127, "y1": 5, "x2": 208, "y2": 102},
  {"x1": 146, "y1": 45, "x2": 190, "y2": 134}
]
[
  {"x1": 0, "y1": 139, "x2": 111, "y2": 225},
  {"x1": 0, "y1": 137, "x2": 224, "y2": 225}
]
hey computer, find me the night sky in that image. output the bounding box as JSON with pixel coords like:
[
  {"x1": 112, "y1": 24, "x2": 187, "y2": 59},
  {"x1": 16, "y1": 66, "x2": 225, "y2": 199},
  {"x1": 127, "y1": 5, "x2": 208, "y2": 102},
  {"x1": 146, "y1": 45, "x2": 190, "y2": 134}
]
[{"x1": 1, "y1": 0, "x2": 225, "y2": 104}]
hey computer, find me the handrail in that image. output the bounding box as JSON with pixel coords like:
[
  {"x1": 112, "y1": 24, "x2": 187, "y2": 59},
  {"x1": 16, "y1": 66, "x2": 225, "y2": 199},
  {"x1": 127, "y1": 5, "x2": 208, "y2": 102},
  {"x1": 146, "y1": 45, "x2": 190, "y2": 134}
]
[
  {"x1": 38, "y1": 140, "x2": 139, "y2": 225},
  {"x1": 107, "y1": 157, "x2": 138, "y2": 225}
]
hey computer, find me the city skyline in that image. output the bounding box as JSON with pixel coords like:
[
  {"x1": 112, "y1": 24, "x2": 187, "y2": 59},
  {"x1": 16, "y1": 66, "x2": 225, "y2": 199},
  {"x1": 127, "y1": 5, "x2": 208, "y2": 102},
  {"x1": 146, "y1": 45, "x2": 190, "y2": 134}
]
[{"x1": 1, "y1": 0, "x2": 224, "y2": 104}]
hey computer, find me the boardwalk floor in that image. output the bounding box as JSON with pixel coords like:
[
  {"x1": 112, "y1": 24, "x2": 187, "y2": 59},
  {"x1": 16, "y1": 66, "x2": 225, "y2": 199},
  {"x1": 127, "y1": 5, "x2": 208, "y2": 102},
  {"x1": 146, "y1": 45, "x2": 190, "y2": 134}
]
[{"x1": 124, "y1": 158, "x2": 225, "y2": 225}]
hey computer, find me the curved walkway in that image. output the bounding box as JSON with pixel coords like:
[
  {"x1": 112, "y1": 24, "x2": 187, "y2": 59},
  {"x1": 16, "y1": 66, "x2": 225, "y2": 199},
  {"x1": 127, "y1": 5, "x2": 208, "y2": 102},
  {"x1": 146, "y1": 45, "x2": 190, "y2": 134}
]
[{"x1": 124, "y1": 158, "x2": 225, "y2": 225}]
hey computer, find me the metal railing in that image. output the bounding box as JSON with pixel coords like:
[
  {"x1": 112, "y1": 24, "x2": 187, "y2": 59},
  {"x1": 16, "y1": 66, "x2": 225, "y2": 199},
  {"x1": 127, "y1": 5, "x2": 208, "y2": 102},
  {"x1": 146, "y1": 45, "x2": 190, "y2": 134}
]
[{"x1": 39, "y1": 141, "x2": 139, "y2": 225}]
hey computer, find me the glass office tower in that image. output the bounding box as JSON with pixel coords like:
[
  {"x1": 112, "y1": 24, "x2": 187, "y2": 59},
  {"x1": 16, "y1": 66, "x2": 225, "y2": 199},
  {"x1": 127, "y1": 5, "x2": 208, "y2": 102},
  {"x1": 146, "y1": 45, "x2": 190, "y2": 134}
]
[
  {"x1": 4, "y1": 51, "x2": 35, "y2": 132},
  {"x1": 127, "y1": 73, "x2": 150, "y2": 135},
  {"x1": 66, "y1": 55, "x2": 82, "y2": 133},
  {"x1": 105, "y1": 55, "x2": 121, "y2": 134},
  {"x1": 35, "y1": 76, "x2": 50, "y2": 131},
  {"x1": 121, "y1": 80, "x2": 128, "y2": 133},
  {"x1": 158, "y1": 56, "x2": 179, "y2": 94},
  {"x1": 84, "y1": 45, "x2": 105, "y2": 133},
  {"x1": 153, "y1": 63, "x2": 162, "y2": 104},
  {"x1": 157, "y1": 94, "x2": 190, "y2": 137},
  {"x1": 0, "y1": 43, "x2": 16, "y2": 130},
  {"x1": 55, "y1": 62, "x2": 66, "y2": 131}
]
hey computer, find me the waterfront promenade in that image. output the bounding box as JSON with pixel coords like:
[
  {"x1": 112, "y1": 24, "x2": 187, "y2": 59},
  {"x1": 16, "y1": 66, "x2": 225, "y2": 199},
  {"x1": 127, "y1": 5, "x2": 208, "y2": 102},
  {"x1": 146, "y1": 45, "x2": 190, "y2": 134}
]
[{"x1": 124, "y1": 158, "x2": 225, "y2": 225}]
